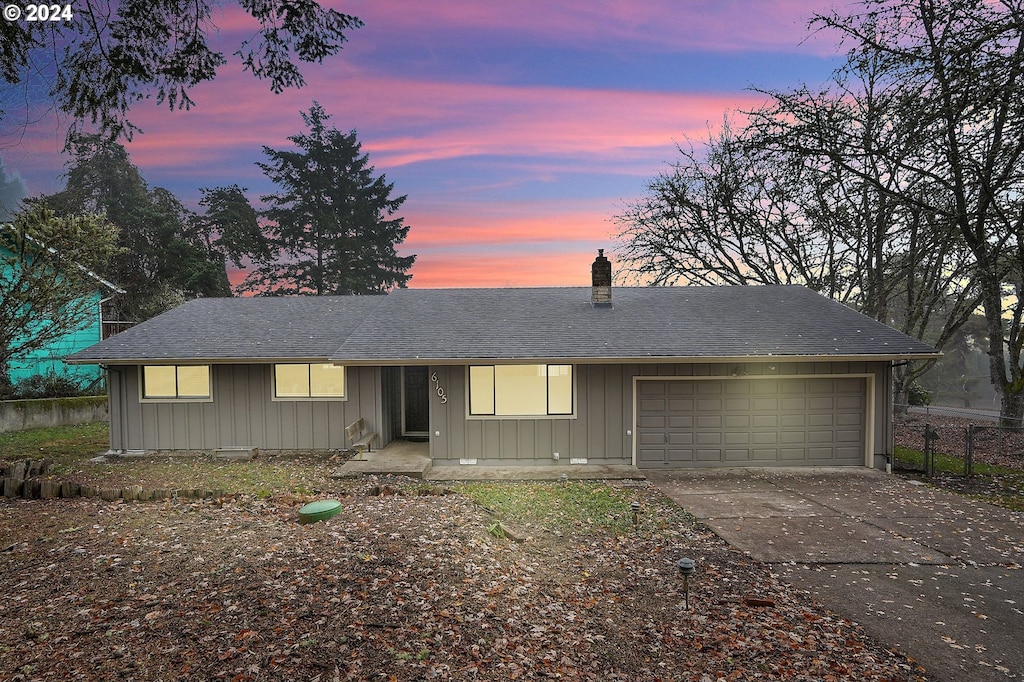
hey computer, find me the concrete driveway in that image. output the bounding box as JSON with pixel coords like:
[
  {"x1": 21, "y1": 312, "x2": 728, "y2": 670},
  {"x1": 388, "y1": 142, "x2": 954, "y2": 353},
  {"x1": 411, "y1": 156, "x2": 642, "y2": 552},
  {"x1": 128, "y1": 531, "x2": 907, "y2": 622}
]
[{"x1": 647, "y1": 468, "x2": 1024, "y2": 682}]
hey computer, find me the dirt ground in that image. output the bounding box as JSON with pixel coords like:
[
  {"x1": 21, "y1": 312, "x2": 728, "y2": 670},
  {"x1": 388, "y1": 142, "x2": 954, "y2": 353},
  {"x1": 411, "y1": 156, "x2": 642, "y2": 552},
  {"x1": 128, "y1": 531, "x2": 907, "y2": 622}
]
[{"x1": 0, "y1": 476, "x2": 928, "y2": 681}]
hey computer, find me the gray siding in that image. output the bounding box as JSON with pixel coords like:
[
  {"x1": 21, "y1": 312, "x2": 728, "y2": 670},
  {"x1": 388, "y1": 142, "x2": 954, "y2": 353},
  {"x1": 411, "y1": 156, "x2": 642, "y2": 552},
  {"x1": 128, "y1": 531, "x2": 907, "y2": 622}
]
[
  {"x1": 105, "y1": 360, "x2": 895, "y2": 468},
  {"x1": 428, "y1": 361, "x2": 894, "y2": 467},
  {"x1": 108, "y1": 364, "x2": 381, "y2": 452}
]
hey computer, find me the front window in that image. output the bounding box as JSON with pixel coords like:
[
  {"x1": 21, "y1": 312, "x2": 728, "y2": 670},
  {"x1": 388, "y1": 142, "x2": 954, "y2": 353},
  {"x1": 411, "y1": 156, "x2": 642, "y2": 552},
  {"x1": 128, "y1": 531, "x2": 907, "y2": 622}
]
[
  {"x1": 142, "y1": 365, "x2": 211, "y2": 400},
  {"x1": 274, "y1": 363, "x2": 345, "y2": 399},
  {"x1": 469, "y1": 364, "x2": 573, "y2": 416}
]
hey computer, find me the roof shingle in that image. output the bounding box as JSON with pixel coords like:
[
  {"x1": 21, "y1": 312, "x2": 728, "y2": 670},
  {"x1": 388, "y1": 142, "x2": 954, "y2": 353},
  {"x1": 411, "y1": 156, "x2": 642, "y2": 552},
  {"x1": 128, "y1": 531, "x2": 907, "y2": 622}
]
[{"x1": 68, "y1": 285, "x2": 939, "y2": 364}]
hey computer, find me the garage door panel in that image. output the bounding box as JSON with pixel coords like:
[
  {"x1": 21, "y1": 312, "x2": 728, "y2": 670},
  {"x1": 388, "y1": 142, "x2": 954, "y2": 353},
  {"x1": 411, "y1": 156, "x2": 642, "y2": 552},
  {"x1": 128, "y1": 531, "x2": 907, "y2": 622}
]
[
  {"x1": 638, "y1": 415, "x2": 665, "y2": 428},
  {"x1": 697, "y1": 382, "x2": 723, "y2": 395},
  {"x1": 781, "y1": 414, "x2": 806, "y2": 427},
  {"x1": 666, "y1": 448, "x2": 696, "y2": 463},
  {"x1": 808, "y1": 398, "x2": 835, "y2": 412},
  {"x1": 837, "y1": 395, "x2": 863, "y2": 409},
  {"x1": 809, "y1": 414, "x2": 834, "y2": 427},
  {"x1": 725, "y1": 381, "x2": 749, "y2": 394},
  {"x1": 837, "y1": 413, "x2": 862, "y2": 426},
  {"x1": 667, "y1": 382, "x2": 695, "y2": 396},
  {"x1": 667, "y1": 432, "x2": 694, "y2": 445},
  {"x1": 636, "y1": 377, "x2": 867, "y2": 469},
  {"x1": 639, "y1": 398, "x2": 666, "y2": 412},
  {"x1": 668, "y1": 415, "x2": 693, "y2": 428},
  {"x1": 639, "y1": 432, "x2": 666, "y2": 445},
  {"x1": 725, "y1": 415, "x2": 750, "y2": 428},
  {"x1": 696, "y1": 448, "x2": 723, "y2": 462},
  {"x1": 808, "y1": 430, "x2": 836, "y2": 443},
  {"x1": 780, "y1": 431, "x2": 807, "y2": 444},
  {"x1": 725, "y1": 432, "x2": 750, "y2": 445},
  {"x1": 725, "y1": 398, "x2": 751, "y2": 412},
  {"x1": 696, "y1": 415, "x2": 722, "y2": 429},
  {"x1": 780, "y1": 397, "x2": 806, "y2": 411}
]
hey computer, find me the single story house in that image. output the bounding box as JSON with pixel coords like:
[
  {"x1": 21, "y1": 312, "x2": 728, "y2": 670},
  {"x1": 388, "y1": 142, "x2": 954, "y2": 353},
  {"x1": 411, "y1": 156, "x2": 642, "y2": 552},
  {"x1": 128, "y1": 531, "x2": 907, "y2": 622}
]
[{"x1": 68, "y1": 252, "x2": 939, "y2": 470}]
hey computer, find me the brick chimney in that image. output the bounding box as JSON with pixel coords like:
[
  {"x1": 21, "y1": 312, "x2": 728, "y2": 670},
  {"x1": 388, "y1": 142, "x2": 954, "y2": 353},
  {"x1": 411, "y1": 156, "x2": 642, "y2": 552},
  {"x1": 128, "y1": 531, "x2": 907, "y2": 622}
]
[{"x1": 591, "y1": 249, "x2": 612, "y2": 308}]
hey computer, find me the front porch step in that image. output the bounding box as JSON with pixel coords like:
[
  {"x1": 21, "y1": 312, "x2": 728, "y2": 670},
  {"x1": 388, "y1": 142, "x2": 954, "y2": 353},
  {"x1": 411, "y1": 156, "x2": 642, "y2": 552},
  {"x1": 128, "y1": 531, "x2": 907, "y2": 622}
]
[{"x1": 333, "y1": 458, "x2": 432, "y2": 479}]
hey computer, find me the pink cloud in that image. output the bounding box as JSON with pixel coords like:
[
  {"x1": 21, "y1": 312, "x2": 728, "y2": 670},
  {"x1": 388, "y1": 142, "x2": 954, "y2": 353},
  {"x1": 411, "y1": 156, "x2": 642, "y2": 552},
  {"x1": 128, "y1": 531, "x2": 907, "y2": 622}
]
[
  {"x1": 342, "y1": 0, "x2": 842, "y2": 57},
  {"x1": 116, "y1": 66, "x2": 764, "y2": 183}
]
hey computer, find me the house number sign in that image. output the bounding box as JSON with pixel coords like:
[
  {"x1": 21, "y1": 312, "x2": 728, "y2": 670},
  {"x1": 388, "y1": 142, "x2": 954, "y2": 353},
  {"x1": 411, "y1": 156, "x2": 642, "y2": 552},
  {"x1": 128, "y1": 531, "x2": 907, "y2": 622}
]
[{"x1": 430, "y1": 371, "x2": 448, "y2": 404}]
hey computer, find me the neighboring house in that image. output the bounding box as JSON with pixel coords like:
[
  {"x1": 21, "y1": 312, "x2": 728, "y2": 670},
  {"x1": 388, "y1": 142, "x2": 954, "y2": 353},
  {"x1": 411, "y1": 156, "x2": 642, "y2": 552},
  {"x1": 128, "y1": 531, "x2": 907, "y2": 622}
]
[
  {"x1": 67, "y1": 252, "x2": 939, "y2": 470},
  {"x1": 1, "y1": 225, "x2": 123, "y2": 390}
]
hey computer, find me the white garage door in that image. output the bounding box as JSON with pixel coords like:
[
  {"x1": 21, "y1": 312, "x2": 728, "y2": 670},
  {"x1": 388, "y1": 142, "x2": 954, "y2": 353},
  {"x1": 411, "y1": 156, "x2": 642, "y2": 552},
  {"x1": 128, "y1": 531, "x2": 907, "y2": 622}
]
[{"x1": 636, "y1": 377, "x2": 866, "y2": 468}]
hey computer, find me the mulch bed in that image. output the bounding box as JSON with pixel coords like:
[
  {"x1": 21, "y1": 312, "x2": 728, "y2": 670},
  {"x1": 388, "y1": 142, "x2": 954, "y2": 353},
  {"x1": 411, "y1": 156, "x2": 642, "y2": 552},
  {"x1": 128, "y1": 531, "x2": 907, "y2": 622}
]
[{"x1": 0, "y1": 478, "x2": 927, "y2": 681}]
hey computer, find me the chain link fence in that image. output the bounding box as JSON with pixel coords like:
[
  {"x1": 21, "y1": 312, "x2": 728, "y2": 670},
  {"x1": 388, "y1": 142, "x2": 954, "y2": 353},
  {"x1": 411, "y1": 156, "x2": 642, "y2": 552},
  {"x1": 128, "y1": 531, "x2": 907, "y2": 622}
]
[{"x1": 894, "y1": 405, "x2": 1024, "y2": 476}]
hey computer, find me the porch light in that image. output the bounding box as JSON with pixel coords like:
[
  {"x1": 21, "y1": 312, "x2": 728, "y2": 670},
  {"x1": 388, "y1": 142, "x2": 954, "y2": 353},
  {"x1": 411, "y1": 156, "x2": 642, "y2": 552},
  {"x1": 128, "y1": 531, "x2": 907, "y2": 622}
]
[{"x1": 677, "y1": 557, "x2": 696, "y2": 610}]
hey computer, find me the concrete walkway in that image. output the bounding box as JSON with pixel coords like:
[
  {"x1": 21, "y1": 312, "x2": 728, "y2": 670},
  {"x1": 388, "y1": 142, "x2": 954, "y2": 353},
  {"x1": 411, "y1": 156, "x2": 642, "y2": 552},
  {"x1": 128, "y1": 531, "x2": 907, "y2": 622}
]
[{"x1": 647, "y1": 468, "x2": 1024, "y2": 682}]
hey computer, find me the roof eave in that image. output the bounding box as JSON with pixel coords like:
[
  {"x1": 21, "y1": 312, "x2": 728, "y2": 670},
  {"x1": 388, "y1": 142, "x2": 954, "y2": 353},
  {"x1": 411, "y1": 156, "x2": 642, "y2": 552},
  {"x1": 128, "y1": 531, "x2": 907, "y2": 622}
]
[{"x1": 330, "y1": 352, "x2": 943, "y2": 366}]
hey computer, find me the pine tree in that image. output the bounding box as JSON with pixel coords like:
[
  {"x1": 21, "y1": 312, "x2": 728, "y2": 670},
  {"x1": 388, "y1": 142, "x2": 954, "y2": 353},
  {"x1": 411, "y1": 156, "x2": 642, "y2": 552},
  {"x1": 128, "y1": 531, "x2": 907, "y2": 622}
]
[{"x1": 240, "y1": 103, "x2": 415, "y2": 295}]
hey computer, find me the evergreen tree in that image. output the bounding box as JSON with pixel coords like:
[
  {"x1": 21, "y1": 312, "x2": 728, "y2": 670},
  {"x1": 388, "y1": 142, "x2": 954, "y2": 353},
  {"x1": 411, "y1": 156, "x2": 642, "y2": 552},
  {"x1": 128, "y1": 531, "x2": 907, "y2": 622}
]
[
  {"x1": 240, "y1": 103, "x2": 415, "y2": 295},
  {"x1": 45, "y1": 135, "x2": 231, "y2": 320}
]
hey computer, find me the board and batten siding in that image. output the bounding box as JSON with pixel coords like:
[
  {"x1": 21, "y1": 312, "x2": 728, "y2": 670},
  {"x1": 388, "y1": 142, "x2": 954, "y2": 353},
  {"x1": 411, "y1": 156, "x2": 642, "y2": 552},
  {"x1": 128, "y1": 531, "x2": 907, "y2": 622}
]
[
  {"x1": 106, "y1": 364, "x2": 381, "y2": 452},
  {"x1": 427, "y1": 361, "x2": 894, "y2": 466}
]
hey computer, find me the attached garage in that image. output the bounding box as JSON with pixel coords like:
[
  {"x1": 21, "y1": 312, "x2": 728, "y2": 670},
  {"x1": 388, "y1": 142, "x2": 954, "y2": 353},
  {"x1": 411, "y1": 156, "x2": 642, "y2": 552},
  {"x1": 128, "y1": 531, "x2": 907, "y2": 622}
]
[{"x1": 635, "y1": 376, "x2": 869, "y2": 468}]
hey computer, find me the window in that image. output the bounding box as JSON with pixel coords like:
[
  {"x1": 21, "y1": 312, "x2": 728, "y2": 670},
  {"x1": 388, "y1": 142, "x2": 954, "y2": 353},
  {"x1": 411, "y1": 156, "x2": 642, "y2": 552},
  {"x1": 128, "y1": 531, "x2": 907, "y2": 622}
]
[
  {"x1": 142, "y1": 365, "x2": 211, "y2": 400},
  {"x1": 274, "y1": 363, "x2": 345, "y2": 399},
  {"x1": 469, "y1": 364, "x2": 573, "y2": 416}
]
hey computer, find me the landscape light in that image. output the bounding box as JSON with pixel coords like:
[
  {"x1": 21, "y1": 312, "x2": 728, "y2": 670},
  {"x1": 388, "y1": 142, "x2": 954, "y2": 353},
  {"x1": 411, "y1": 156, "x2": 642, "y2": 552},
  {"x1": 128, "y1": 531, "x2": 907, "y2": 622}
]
[{"x1": 677, "y1": 557, "x2": 696, "y2": 610}]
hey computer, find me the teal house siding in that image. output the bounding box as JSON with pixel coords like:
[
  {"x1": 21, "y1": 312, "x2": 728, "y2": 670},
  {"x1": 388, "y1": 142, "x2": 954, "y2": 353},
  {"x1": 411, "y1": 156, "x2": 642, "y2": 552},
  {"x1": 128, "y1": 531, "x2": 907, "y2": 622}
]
[
  {"x1": 1, "y1": 237, "x2": 116, "y2": 390},
  {"x1": 7, "y1": 288, "x2": 106, "y2": 387}
]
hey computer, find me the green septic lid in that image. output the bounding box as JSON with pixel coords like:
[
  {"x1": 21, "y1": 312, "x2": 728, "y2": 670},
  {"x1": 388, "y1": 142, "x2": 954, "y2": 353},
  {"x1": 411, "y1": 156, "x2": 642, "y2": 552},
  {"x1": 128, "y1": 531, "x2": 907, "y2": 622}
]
[{"x1": 298, "y1": 499, "x2": 342, "y2": 524}]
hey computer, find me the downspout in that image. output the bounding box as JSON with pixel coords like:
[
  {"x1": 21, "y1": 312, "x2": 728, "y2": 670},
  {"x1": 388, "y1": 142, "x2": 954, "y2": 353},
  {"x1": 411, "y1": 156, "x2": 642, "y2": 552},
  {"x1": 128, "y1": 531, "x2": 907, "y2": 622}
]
[
  {"x1": 100, "y1": 363, "x2": 126, "y2": 454},
  {"x1": 886, "y1": 362, "x2": 896, "y2": 474}
]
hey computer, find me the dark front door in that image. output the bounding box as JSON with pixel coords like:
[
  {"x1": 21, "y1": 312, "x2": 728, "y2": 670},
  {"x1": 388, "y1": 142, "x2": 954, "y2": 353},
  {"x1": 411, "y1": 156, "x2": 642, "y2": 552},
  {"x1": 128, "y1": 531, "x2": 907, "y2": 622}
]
[{"x1": 403, "y1": 366, "x2": 430, "y2": 436}]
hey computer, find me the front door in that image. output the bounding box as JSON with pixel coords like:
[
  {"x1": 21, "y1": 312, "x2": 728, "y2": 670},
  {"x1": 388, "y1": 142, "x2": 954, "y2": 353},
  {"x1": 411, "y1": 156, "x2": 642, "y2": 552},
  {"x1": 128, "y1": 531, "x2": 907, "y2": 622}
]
[{"x1": 402, "y1": 366, "x2": 430, "y2": 437}]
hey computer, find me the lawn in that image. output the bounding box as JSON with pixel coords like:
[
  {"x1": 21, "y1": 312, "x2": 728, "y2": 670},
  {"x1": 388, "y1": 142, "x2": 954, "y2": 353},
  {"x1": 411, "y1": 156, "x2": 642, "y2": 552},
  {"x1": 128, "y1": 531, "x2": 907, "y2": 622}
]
[
  {"x1": 895, "y1": 445, "x2": 1024, "y2": 512},
  {"x1": 0, "y1": 423, "x2": 927, "y2": 681}
]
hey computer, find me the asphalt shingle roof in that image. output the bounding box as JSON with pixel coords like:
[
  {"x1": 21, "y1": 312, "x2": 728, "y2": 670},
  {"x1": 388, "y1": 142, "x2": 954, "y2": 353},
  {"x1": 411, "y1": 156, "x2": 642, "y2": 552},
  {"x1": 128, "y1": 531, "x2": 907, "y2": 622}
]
[
  {"x1": 68, "y1": 285, "x2": 939, "y2": 364},
  {"x1": 332, "y1": 286, "x2": 939, "y2": 362},
  {"x1": 68, "y1": 295, "x2": 387, "y2": 362}
]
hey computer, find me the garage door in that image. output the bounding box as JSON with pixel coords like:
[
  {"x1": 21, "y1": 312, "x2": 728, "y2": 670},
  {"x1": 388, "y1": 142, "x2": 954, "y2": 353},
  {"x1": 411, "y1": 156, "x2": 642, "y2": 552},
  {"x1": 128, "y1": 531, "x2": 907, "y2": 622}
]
[{"x1": 636, "y1": 377, "x2": 866, "y2": 468}]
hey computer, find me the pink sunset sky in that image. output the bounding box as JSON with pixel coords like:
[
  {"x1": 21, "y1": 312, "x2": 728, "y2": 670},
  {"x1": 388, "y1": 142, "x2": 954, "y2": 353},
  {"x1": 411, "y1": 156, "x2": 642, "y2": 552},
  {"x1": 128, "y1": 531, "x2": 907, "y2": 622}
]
[{"x1": 0, "y1": 0, "x2": 847, "y2": 288}]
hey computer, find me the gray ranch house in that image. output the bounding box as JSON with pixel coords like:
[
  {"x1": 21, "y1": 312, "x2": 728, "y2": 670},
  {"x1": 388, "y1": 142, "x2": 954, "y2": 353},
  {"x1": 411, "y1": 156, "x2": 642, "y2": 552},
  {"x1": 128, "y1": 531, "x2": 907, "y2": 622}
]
[{"x1": 68, "y1": 252, "x2": 939, "y2": 471}]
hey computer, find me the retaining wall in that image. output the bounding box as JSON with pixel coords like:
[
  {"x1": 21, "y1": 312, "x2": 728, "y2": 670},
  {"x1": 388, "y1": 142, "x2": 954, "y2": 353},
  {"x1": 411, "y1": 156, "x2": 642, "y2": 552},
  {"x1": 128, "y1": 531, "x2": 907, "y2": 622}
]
[{"x1": 0, "y1": 396, "x2": 108, "y2": 433}]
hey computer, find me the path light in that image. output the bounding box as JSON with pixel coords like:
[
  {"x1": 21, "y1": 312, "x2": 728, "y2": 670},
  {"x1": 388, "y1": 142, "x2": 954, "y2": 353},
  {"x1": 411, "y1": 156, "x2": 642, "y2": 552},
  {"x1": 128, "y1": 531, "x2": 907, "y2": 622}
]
[
  {"x1": 677, "y1": 557, "x2": 696, "y2": 610},
  {"x1": 630, "y1": 500, "x2": 641, "y2": 531},
  {"x1": 560, "y1": 473, "x2": 568, "y2": 485}
]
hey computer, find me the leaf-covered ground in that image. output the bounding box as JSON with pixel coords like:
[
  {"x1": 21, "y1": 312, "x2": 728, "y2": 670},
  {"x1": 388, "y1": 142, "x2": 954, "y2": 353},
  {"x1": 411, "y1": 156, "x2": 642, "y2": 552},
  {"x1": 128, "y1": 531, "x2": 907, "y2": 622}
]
[{"x1": 0, "y1": 477, "x2": 928, "y2": 681}]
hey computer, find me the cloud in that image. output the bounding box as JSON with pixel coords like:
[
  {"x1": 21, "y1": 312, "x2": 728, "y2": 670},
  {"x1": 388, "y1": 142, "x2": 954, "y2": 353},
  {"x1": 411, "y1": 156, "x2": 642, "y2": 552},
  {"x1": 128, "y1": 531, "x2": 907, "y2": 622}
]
[{"x1": 342, "y1": 0, "x2": 841, "y2": 56}]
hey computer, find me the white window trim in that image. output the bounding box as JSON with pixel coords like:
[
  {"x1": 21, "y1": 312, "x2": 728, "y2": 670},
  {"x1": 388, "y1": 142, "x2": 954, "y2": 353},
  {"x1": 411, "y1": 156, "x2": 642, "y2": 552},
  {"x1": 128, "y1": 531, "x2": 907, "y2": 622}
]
[
  {"x1": 270, "y1": 363, "x2": 349, "y2": 402},
  {"x1": 466, "y1": 363, "x2": 577, "y2": 420},
  {"x1": 138, "y1": 364, "x2": 214, "y2": 403}
]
